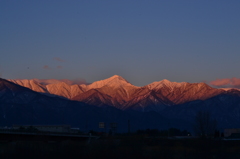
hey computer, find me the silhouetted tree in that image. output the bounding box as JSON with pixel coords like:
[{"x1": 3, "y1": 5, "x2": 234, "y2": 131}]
[{"x1": 193, "y1": 111, "x2": 217, "y2": 137}]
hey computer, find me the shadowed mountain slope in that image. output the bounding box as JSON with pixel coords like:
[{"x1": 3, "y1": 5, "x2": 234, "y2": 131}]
[
  {"x1": 0, "y1": 78, "x2": 172, "y2": 132},
  {"x1": 2, "y1": 77, "x2": 240, "y2": 132},
  {"x1": 8, "y1": 75, "x2": 236, "y2": 112}
]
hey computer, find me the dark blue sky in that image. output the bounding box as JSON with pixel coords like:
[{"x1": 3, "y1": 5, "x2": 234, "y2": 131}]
[{"x1": 1, "y1": 0, "x2": 240, "y2": 86}]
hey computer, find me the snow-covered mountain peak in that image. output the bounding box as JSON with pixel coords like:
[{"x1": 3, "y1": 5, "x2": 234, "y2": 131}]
[
  {"x1": 4, "y1": 76, "x2": 240, "y2": 110},
  {"x1": 147, "y1": 79, "x2": 186, "y2": 90},
  {"x1": 161, "y1": 79, "x2": 171, "y2": 83},
  {"x1": 106, "y1": 75, "x2": 133, "y2": 84},
  {"x1": 85, "y1": 75, "x2": 137, "y2": 90},
  {"x1": 109, "y1": 75, "x2": 125, "y2": 80},
  {"x1": 195, "y1": 82, "x2": 213, "y2": 89}
]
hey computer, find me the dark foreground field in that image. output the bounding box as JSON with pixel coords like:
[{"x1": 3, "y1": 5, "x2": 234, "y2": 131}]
[{"x1": 1, "y1": 135, "x2": 240, "y2": 159}]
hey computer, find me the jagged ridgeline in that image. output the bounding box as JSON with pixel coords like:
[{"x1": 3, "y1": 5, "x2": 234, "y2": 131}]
[{"x1": 2, "y1": 76, "x2": 240, "y2": 132}]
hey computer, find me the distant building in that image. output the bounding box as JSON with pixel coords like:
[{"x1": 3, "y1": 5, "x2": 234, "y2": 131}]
[
  {"x1": 12, "y1": 125, "x2": 71, "y2": 133},
  {"x1": 224, "y1": 128, "x2": 240, "y2": 137}
]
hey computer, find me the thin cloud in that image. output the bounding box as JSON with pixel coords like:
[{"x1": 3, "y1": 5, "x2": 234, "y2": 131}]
[
  {"x1": 43, "y1": 65, "x2": 51, "y2": 70},
  {"x1": 53, "y1": 57, "x2": 65, "y2": 62},
  {"x1": 57, "y1": 65, "x2": 63, "y2": 69},
  {"x1": 209, "y1": 77, "x2": 240, "y2": 88}
]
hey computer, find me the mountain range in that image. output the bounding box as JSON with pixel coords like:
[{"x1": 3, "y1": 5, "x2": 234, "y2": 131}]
[
  {"x1": 2, "y1": 75, "x2": 240, "y2": 133},
  {"x1": 9, "y1": 75, "x2": 240, "y2": 111}
]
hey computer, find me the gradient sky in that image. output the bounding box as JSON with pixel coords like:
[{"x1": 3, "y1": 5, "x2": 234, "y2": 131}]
[{"x1": 1, "y1": 0, "x2": 240, "y2": 86}]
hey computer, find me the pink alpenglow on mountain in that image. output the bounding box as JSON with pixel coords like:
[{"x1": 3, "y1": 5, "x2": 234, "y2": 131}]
[{"x1": 8, "y1": 75, "x2": 237, "y2": 110}]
